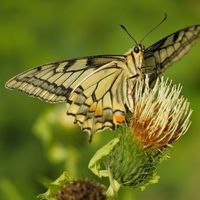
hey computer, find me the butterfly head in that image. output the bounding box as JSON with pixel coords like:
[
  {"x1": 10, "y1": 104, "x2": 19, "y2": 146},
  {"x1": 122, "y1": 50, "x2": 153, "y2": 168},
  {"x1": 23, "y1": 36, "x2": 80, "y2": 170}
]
[
  {"x1": 132, "y1": 44, "x2": 145, "y2": 69},
  {"x1": 133, "y1": 44, "x2": 145, "y2": 54}
]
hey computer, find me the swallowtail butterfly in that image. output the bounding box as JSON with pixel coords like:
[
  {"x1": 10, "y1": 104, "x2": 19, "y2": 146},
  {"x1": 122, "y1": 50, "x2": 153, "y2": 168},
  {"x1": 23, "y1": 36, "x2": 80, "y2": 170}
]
[{"x1": 5, "y1": 24, "x2": 200, "y2": 139}]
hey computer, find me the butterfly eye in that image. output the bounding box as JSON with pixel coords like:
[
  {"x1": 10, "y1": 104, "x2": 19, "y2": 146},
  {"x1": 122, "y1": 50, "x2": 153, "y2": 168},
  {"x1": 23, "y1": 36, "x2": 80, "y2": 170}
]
[{"x1": 134, "y1": 46, "x2": 140, "y2": 53}]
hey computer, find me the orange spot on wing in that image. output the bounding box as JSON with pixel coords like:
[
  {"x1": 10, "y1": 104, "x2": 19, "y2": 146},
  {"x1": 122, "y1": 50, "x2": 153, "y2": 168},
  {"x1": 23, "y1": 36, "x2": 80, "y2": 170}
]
[
  {"x1": 95, "y1": 108, "x2": 102, "y2": 116},
  {"x1": 114, "y1": 114, "x2": 125, "y2": 123}
]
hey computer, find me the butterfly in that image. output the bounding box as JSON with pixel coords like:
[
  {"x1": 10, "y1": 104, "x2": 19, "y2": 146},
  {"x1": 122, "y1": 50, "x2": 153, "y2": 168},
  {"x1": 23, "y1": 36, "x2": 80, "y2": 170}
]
[{"x1": 5, "y1": 24, "x2": 200, "y2": 140}]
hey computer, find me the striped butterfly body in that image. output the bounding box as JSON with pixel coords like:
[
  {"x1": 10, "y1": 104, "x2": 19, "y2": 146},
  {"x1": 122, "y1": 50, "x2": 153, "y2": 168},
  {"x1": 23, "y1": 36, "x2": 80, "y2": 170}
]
[{"x1": 6, "y1": 24, "x2": 200, "y2": 140}]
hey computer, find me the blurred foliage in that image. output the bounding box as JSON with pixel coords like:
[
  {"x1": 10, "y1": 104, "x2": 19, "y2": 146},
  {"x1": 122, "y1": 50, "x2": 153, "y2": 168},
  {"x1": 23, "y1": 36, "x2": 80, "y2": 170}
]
[{"x1": 0, "y1": 0, "x2": 200, "y2": 200}]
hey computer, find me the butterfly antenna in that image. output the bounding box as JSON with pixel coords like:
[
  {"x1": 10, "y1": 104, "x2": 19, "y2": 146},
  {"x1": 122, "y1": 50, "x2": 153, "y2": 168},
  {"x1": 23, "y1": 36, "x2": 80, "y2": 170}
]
[
  {"x1": 120, "y1": 24, "x2": 138, "y2": 45},
  {"x1": 140, "y1": 13, "x2": 168, "y2": 43}
]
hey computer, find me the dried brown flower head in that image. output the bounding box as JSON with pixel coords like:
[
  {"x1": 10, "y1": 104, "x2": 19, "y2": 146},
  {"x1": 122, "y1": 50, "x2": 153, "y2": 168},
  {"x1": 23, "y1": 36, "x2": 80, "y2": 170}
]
[{"x1": 56, "y1": 180, "x2": 106, "y2": 200}]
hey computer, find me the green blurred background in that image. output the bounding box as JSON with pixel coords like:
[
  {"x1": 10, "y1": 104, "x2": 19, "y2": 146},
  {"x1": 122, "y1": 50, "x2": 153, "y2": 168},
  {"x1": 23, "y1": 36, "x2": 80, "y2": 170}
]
[{"x1": 0, "y1": 0, "x2": 200, "y2": 199}]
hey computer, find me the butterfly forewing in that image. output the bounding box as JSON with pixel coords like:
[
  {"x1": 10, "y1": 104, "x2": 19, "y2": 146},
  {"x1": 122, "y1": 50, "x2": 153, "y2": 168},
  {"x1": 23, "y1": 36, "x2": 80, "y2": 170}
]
[
  {"x1": 5, "y1": 55, "x2": 125, "y2": 103},
  {"x1": 143, "y1": 24, "x2": 200, "y2": 74}
]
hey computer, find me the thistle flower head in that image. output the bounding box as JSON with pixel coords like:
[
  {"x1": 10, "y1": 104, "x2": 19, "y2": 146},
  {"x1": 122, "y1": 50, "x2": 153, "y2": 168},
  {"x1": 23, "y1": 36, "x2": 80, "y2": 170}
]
[{"x1": 132, "y1": 76, "x2": 192, "y2": 149}]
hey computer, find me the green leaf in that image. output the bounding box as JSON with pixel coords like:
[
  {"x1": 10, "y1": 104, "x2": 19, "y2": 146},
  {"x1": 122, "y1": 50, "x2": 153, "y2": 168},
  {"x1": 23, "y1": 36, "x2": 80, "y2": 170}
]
[{"x1": 88, "y1": 137, "x2": 119, "y2": 178}]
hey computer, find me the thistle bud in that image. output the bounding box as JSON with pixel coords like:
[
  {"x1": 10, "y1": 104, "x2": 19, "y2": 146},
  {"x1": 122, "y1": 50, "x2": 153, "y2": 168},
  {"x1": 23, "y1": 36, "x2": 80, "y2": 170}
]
[{"x1": 107, "y1": 132, "x2": 162, "y2": 188}]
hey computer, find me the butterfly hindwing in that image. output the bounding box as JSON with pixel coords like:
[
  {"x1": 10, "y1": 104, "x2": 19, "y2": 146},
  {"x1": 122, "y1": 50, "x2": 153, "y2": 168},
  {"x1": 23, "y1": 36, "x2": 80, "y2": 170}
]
[
  {"x1": 5, "y1": 55, "x2": 125, "y2": 103},
  {"x1": 143, "y1": 24, "x2": 200, "y2": 74},
  {"x1": 66, "y1": 61, "x2": 133, "y2": 136}
]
